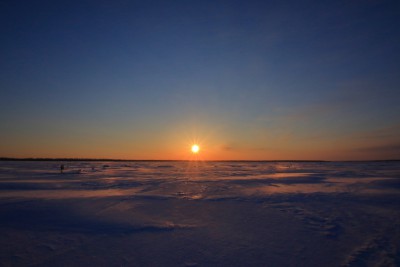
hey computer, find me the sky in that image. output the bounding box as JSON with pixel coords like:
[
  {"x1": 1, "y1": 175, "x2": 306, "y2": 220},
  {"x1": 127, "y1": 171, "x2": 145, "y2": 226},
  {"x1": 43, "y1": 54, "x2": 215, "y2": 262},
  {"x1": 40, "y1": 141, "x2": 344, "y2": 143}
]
[{"x1": 1, "y1": 0, "x2": 399, "y2": 160}]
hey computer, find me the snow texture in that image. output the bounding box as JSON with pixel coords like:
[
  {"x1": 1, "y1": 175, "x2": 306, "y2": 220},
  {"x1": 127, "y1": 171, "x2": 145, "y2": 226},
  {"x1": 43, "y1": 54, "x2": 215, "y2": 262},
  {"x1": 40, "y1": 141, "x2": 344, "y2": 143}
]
[{"x1": 0, "y1": 161, "x2": 399, "y2": 266}]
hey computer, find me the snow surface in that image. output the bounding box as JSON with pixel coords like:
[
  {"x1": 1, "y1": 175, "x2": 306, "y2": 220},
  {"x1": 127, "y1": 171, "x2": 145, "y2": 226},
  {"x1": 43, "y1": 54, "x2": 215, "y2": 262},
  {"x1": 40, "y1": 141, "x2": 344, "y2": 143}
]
[{"x1": 0, "y1": 161, "x2": 399, "y2": 266}]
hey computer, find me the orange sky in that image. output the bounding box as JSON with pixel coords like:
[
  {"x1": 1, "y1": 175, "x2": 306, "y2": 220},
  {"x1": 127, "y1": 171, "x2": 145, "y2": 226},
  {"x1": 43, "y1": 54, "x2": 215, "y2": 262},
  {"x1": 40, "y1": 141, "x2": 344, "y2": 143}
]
[{"x1": 2, "y1": 119, "x2": 399, "y2": 160}]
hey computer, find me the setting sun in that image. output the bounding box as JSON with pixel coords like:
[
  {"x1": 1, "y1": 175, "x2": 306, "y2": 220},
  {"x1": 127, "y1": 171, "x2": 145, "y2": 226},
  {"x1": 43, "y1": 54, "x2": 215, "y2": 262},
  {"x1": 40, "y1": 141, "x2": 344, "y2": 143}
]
[{"x1": 191, "y1": 144, "x2": 200, "y2": 154}]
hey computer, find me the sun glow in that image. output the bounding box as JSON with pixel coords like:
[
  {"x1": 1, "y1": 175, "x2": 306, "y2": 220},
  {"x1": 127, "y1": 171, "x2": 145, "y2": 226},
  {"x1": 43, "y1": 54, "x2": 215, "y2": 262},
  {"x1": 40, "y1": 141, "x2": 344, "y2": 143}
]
[{"x1": 191, "y1": 144, "x2": 200, "y2": 154}]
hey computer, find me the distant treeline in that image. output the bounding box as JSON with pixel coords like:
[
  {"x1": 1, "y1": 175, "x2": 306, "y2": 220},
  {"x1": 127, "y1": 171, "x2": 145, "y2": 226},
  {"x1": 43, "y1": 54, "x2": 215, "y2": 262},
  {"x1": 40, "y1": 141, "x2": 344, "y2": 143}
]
[
  {"x1": 0, "y1": 157, "x2": 148, "y2": 162},
  {"x1": 0, "y1": 157, "x2": 326, "y2": 162},
  {"x1": 0, "y1": 157, "x2": 399, "y2": 162}
]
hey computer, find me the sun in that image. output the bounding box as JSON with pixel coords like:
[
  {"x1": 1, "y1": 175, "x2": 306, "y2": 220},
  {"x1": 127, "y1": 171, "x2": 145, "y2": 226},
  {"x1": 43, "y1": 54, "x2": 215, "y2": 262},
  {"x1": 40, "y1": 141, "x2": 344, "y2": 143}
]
[{"x1": 191, "y1": 144, "x2": 200, "y2": 154}]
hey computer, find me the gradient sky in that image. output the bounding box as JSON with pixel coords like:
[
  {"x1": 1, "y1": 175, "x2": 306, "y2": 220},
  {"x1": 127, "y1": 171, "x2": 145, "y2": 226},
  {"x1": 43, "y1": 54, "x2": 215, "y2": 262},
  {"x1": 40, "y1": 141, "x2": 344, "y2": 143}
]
[{"x1": 1, "y1": 0, "x2": 399, "y2": 160}]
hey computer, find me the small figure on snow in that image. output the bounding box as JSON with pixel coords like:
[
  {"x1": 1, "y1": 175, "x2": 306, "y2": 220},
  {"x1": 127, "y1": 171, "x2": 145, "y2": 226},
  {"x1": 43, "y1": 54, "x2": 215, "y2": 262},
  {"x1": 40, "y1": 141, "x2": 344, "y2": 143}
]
[{"x1": 60, "y1": 164, "x2": 65, "y2": 174}]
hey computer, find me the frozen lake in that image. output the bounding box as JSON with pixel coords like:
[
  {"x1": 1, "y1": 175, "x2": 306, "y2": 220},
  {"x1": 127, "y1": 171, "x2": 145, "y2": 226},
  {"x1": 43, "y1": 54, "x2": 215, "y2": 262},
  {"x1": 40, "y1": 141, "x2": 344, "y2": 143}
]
[{"x1": 0, "y1": 161, "x2": 399, "y2": 266}]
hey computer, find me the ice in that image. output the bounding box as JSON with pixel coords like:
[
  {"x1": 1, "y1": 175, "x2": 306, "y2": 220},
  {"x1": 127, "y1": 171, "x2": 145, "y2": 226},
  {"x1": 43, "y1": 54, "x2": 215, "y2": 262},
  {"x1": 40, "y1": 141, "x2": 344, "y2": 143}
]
[{"x1": 0, "y1": 161, "x2": 399, "y2": 266}]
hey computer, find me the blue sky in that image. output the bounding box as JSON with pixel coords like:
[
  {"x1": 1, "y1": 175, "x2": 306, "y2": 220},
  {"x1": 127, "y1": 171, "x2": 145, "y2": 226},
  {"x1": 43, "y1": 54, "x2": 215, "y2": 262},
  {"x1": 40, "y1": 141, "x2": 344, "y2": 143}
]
[{"x1": 1, "y1": 0, "x2": 399, "y2": 160}]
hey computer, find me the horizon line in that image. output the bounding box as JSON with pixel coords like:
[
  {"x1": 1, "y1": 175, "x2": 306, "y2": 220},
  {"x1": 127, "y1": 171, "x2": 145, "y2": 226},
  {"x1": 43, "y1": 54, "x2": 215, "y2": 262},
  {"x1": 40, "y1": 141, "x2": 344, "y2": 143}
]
[{"x1": 1, "y1": 157, "x2": 399, "y2": 162}]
